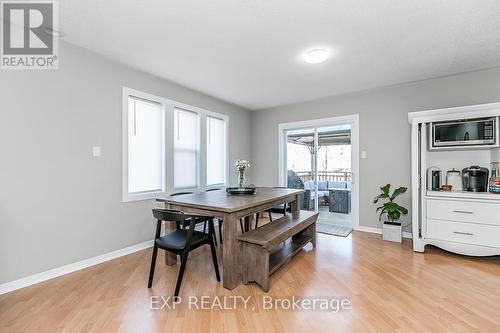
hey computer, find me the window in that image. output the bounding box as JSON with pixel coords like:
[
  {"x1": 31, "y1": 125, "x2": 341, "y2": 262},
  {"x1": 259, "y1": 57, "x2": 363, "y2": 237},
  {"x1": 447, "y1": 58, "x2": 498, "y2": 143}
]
[
  {"x1": 122, "y1": 87, "x2": 229, "y2": 202},
  {"x1": 207, "y1": 116, "x2": 227, "y2": 186},
  {"x1": 122, "y1": 88, "x2": 166, "y2": 201},
  {"x1": 174, "y1": 108, "x2": 200, "y2": 189}
]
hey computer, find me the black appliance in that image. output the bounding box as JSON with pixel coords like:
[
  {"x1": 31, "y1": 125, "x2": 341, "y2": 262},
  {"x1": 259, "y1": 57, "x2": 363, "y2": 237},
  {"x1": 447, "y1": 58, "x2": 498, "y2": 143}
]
[
  {"x1": 431, "y1": 170, "x2": 442, "y2": 191},
  {"x1": 462, "y1": 166, "x2": 489, "y2": 192}
]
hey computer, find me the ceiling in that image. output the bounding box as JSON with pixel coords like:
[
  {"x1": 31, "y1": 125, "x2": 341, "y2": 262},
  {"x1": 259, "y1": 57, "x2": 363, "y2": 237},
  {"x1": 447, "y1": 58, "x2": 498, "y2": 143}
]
[{"x1": 60, "y1": 0, "x2": 500, "y2": 110}]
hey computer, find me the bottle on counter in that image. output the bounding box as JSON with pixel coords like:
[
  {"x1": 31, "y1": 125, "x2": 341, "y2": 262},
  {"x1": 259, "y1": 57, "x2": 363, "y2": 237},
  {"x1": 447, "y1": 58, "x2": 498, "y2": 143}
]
[{"x1": 490, "y1": 162, "x2": 500, "y2": 194}]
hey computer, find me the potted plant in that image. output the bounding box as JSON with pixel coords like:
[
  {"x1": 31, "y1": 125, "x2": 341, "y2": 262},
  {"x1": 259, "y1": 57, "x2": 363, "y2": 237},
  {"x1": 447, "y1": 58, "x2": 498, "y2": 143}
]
[{"x1": 373, "y1": 184, "x2": 408, "y2": 243}]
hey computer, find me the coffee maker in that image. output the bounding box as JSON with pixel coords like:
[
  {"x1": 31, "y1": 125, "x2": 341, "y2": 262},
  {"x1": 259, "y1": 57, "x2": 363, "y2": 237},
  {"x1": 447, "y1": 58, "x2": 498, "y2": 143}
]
[
  {"x1": 427, "y1": 167, "x2": 441, "y2": 191},
  {"x1": 462, "y1": 166, "x2": 489, "y2": 192}
]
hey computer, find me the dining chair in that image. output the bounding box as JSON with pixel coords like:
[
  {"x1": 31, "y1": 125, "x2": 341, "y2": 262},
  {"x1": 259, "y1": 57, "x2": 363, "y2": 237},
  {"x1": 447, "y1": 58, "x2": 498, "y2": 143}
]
[
  {"x1": 255, "y1": 187, "x2": 289, "y2": 226},
  {"x1": 256, "y1": 203, "x2": 288, "y2": 225},
  {"x1": 148, "y1": 208, "x2": 220, "y2": 297},
  {"x1": 170, "y1": 191, "x2": 217, "y2": 245},
  {"x1": 169, "y1": 192, "x2": 194, "y2": 229}
]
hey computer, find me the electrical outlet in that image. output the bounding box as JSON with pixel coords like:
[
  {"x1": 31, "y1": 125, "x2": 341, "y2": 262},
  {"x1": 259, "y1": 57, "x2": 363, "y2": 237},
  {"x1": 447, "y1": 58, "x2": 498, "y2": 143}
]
[{"x1": 93, "y1": 146, "x2": 101, "y2": 157}]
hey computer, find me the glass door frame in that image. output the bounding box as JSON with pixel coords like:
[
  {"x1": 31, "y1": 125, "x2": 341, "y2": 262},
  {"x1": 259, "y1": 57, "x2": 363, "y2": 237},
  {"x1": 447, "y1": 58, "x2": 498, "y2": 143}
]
[{"x1": 278, "y1": 114, "x2": 360, "y2": 228}]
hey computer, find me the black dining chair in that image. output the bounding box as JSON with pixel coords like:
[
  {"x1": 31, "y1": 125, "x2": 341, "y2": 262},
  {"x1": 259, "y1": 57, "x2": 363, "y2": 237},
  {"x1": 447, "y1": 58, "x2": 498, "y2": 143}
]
[
  {"x1": 255, "y1": 187, "x2": 290, "y2": 226},
  {"x1": 148, "y1": 208, "x2": 220, "y2": 297},
  {"x1": 169, "y1": 192, "x2": 194, "y2": 230},
  {"x1": 169, "y1": 191, "x2": 218, "y2": 244},
  {"x1": 255, "y1": 203, "x2": 288, "y2": 225}
]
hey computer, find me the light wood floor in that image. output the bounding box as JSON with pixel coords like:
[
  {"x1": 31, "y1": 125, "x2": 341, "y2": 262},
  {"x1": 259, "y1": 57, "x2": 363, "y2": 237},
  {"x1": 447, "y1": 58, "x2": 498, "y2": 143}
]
[{"x1": 1, "y1": 230, "x2": 500, "y2": 332}]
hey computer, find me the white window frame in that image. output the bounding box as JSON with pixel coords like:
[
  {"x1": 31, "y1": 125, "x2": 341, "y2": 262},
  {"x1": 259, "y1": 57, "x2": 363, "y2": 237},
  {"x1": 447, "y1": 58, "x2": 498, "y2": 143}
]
[
  {"x1": 122, "y1": 87, "x2": 168, "y2": 202},
  {"x1": 206, "y1": 112, "x2": 229, "y2": 188},
  {"x1": 122, "y1": 87, "x2": 229, "y2": 202},
  {"x1": 173, "y1": 107, "x2": 201, "y2": 190}
]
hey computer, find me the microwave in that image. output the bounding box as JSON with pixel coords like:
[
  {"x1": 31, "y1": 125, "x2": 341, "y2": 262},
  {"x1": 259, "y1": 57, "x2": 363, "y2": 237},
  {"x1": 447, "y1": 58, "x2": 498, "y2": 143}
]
[{"x1": 429, "y1": 117, "x2": 499, "y2": 150}]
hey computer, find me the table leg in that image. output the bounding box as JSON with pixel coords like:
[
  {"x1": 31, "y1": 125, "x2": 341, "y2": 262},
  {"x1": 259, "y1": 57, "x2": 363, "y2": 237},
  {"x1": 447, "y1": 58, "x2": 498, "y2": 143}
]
[
  {"x1": 248, "y1": 214, "x2": 255, "y2": 230},
  {"x1": 222, "y1": 213, "x2": 239, "y2": 289},
  {"x1": 291, "y1": 193, "x2": 300, "y2": 214},
  {"x1": 291, "y1": 193, "x2": 305, "y2": 244},
  {"x1": 244, "y1": 216, "x2": 250, "y2": 232},
  {"x1": 163, "y1": 203, "x2": 177, "y2": 266}
]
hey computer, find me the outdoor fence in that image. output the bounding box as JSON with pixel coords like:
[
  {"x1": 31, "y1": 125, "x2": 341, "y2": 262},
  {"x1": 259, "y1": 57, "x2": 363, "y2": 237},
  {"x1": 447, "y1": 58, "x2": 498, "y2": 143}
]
[{"x1": 295, "y1": 170, "x2": 351, "y2": 182}]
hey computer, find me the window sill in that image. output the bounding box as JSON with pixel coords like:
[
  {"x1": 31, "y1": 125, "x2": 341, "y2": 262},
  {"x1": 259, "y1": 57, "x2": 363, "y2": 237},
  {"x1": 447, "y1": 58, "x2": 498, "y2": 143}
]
[{"x1": 122, "y1": 191, "x2": 166, "y2": 203}]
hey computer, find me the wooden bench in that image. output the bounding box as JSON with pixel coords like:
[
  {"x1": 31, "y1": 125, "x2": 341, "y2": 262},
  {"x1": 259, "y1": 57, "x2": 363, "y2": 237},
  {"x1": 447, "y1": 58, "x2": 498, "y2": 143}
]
[{"x1": 238, "y1": 210, "x2": 318, "y2": 291}]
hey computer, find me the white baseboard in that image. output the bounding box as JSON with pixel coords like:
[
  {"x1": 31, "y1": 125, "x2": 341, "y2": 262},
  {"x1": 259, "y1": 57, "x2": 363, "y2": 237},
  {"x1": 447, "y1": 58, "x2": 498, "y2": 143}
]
[
  {"x1": 355, "y1": 226, "x2": 412, "y2": 239},
  {"x1": 0, "y1": 240, "x2": 153, "y2": 296}
]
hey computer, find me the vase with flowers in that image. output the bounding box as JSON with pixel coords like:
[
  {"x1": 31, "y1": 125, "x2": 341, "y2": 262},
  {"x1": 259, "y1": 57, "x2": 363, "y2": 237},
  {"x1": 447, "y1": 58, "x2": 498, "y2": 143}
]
[{"x1": 235, "y1": 159, "x2": 250, "y2": 188}]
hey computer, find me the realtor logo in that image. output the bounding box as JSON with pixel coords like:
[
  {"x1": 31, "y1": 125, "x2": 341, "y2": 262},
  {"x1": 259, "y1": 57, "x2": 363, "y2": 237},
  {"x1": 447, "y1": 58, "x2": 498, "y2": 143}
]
[{"x1": 1, "y1": 1, "x2": 58, "y2": 69}]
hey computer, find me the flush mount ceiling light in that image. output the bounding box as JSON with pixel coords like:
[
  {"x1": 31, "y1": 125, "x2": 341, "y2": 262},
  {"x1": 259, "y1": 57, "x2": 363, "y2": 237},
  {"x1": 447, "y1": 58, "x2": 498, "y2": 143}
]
[{"x1": 303, "y1": 48, "x2": 330, "y2": 64}]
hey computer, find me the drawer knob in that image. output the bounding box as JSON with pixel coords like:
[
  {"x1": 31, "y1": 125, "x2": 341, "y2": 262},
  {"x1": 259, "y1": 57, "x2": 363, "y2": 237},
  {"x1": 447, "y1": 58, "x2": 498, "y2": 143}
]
[
  {"x1": 453, "y1": 231, "x2": 474, "y2": 236},
  {"x1": 452, "y1": 210, "x2": 474, "y2": 214}
]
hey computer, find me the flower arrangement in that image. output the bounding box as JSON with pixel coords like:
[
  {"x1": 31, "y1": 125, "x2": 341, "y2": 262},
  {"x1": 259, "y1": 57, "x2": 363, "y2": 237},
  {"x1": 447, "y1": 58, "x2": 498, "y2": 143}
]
[
  {"x1": 235, "y1": 159, "x2": 251, "y2": 171},
  {"x1": 235, "y1": 159, "x2": 250, "y2": 188}
]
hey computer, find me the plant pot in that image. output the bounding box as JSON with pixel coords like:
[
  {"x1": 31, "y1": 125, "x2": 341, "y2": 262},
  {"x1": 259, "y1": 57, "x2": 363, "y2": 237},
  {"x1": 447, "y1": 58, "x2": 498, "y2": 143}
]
[{"x1": 382, "y1": 221, "x2": 402, "y2": 243}]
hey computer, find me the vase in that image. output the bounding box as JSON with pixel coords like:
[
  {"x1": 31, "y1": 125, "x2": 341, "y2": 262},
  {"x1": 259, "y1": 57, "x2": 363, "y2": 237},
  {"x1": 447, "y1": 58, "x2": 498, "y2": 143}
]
[
  {"x1": 382, "y1": 221, "x2": 402, "y2": 243},
  {"x1": 238, "y1": 169, "x2": 246, "y2": 188}
]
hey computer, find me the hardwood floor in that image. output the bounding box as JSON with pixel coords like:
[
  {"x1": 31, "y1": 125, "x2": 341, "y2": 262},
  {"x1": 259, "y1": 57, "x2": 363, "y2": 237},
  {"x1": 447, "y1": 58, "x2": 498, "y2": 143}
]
[{"x1": 1, "y1": 230, "x2": 500, "y2": 332}]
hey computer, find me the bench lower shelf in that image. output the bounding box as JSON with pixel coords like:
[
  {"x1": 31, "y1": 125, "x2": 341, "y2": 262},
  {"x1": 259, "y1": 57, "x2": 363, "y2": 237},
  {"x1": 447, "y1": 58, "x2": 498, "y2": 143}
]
[{"x1": 269, "y1": 234, "x2": 313, "y2": 275}]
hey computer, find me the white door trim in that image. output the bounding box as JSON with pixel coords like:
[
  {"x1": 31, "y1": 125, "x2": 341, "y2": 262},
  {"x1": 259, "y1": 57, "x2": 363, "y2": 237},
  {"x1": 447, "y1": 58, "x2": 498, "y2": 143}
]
[{"x1": 278, "y1": 114, "x2": 360, "y2": 229}]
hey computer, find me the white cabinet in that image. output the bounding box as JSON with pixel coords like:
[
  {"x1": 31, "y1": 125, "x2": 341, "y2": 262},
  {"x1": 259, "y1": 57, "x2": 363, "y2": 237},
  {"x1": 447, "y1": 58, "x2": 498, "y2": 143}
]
[{"x1": 409, "y1": 103, "x2": 500, "y2": 256}]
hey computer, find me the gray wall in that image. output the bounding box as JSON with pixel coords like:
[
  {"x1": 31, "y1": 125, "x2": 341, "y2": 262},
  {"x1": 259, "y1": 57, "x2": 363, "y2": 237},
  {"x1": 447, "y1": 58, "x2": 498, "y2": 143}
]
[
  {"x1": 251, "y1": 67, "x2": 500, "y2": 230},
  {"x1": 0, "y1": 42, "x2": 252, "y2": 284}
]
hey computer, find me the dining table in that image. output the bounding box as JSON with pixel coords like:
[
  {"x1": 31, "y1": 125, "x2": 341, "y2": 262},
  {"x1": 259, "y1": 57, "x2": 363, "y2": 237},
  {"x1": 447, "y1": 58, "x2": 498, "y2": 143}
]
[{"x1": 156, "y1": 187, "x2": 303, "y2": 290}]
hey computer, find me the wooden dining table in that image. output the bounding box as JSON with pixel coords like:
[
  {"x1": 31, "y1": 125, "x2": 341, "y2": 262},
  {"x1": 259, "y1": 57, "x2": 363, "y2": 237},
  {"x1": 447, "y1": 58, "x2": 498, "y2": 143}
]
[{"x1": 156, "y1": 187, "x2": 303, "y2": 290}]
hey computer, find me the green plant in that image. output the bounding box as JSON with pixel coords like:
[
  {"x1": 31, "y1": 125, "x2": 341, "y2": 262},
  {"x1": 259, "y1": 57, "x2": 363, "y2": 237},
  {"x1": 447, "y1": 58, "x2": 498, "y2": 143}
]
[{"x1": 373, "y1": 184, "x2": 408, "y2": 224}]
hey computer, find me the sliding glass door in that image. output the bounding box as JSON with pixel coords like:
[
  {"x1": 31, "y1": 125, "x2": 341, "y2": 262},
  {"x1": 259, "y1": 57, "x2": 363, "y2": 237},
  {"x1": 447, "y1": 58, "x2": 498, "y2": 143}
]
[
  {"x1": 286, "y1": 128, "x2": 317, "y2": 212},
  {"x1": 284, "y1": 124, "x2": 353, "y2": 227}
]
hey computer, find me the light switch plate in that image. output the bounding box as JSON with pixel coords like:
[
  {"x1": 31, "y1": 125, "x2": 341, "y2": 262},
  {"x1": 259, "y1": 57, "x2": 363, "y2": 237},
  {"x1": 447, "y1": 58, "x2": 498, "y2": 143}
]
[
  {"x1": 93, "y1": 146, "x2": 101, "y2": 157},
  {"x1": 361, "y1": 151, "x2": 367, "y2": 159}
]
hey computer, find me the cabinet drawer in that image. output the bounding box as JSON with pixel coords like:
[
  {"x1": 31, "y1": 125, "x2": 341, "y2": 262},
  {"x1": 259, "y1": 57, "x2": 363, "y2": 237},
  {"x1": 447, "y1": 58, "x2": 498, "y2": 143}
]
[
  {"x1": 426, "y1": 198, "x2": 500, "y2": 226},
  {"x1": 427, "y1": 219, "x2": 500, "y2": 248}
]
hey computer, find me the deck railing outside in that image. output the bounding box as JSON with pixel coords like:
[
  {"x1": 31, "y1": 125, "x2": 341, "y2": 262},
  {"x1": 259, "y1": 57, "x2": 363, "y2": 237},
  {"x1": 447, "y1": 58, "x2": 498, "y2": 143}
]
[{"x1": 295, "y1": 170, "x2": 351, "y2": 182}]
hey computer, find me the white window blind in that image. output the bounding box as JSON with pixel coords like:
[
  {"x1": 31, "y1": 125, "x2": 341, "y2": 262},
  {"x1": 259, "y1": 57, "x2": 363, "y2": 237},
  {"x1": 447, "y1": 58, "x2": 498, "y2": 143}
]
[
  {"x1": 207, "y1": 116, "x2": 226, "y2": 185},
  {"x1": 127, "y1": 96, "x2": 164, "y2": 194},
  {"x1": 174, "y1": 108, "x2": 199, "y2": 189}
]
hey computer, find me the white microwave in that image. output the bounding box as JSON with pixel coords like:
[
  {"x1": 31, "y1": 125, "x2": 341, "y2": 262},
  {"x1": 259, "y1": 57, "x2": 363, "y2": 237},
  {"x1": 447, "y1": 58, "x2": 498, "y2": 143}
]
[{"x1": 429, "y1": 117, "x2": 499, "y2": 150}]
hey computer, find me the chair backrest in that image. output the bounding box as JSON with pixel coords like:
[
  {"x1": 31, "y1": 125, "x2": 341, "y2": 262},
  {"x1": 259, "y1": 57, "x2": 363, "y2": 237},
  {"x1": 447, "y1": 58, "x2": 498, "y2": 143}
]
[
  {"x1": 304, "y1": 180, "x2": 314, "y2": 190},
  {"x1": 318, "y1": 181, "x2": 328, "y2": 191},
  {"x1": 152, "y1": 208, "x2": 199, "y2": 223},
  {"x1": 287, "y1": 170, "x2": 304, "y2": 189},
  {"x1": 328, "y1": 181, "x2": 347, "y2": 189}
]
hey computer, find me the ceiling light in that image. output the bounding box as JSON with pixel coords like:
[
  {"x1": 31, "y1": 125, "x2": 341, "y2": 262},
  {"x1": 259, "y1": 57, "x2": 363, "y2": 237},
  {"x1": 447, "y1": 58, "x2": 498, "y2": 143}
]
[{"x1": 303, "y1": 48, "x2": 329, "y2": 64}]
